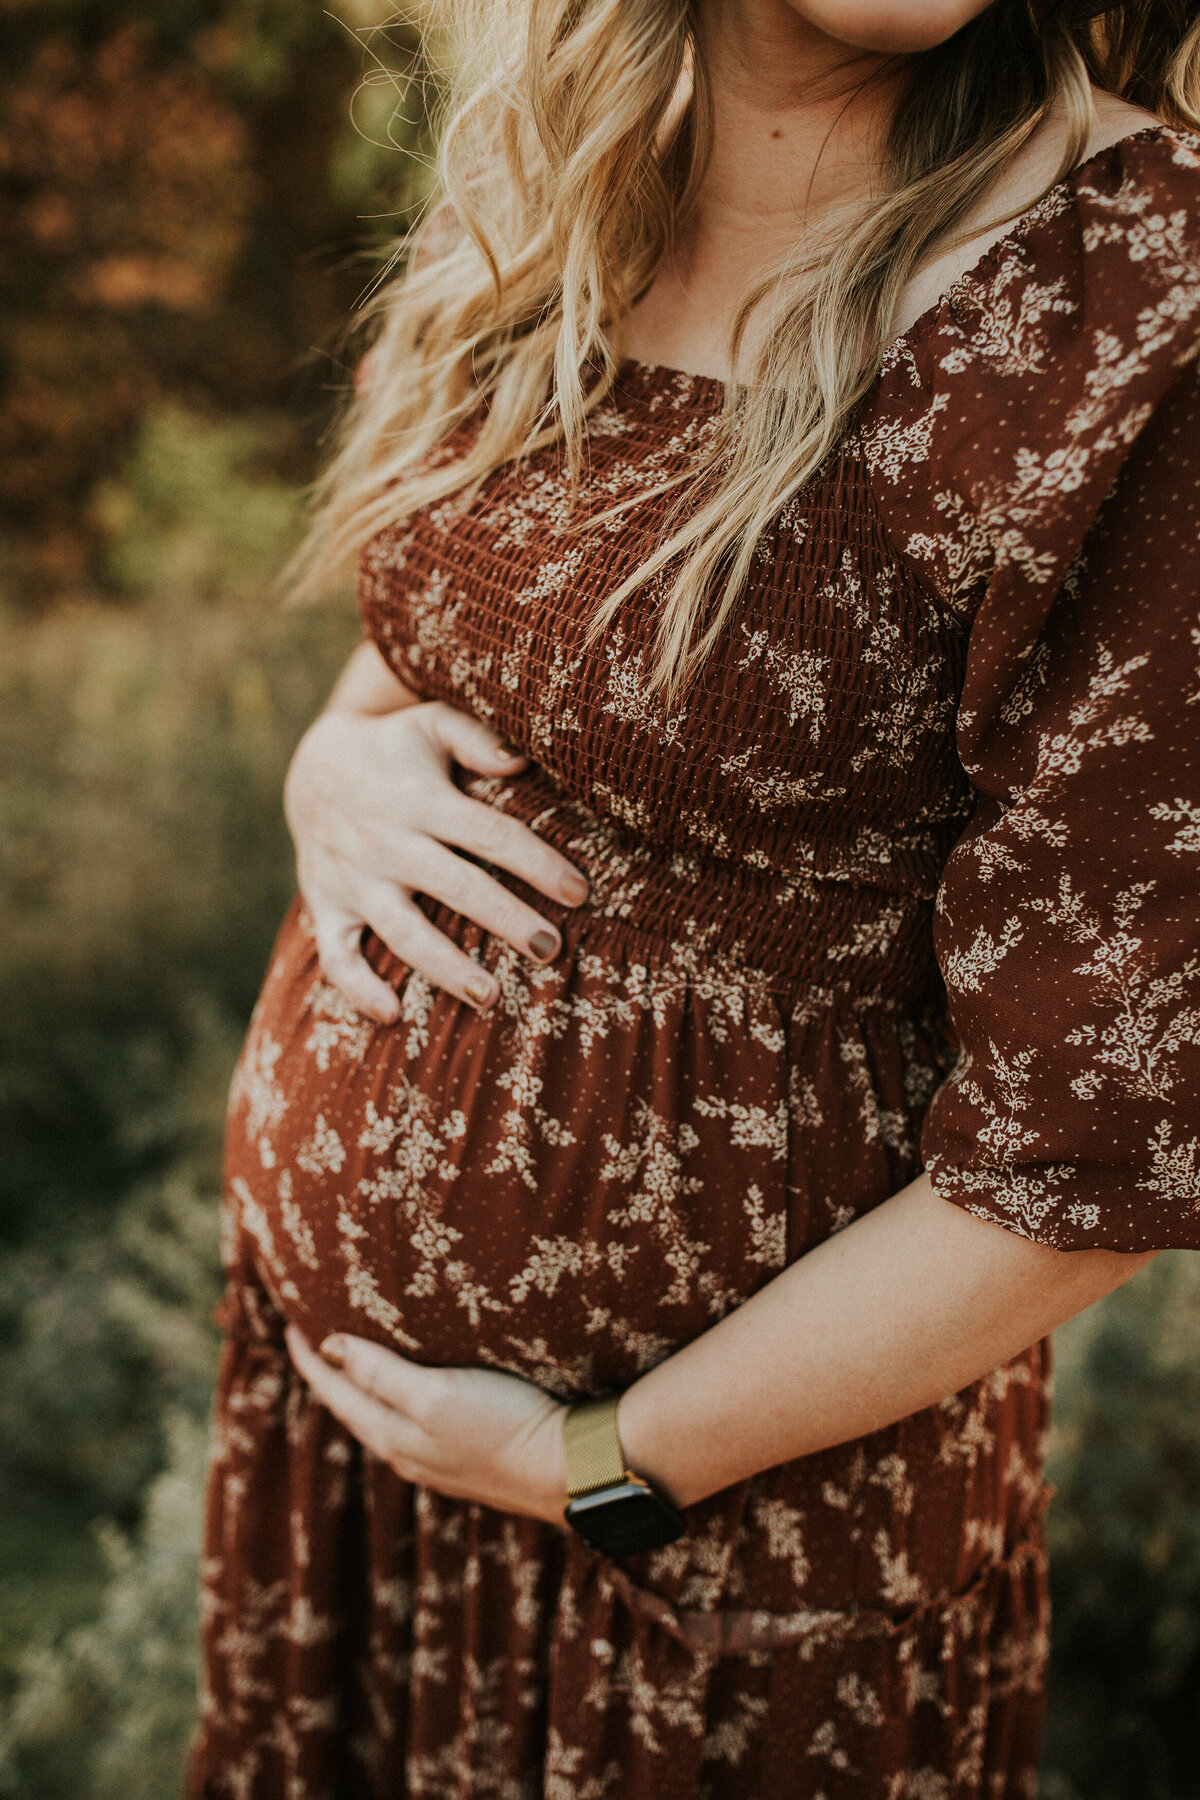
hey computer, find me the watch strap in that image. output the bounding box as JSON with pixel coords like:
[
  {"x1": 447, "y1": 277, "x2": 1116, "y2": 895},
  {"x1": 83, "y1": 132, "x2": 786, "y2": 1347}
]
[{"x1": 563, "y1": 1395, "x2": 628, "y2": 1497}]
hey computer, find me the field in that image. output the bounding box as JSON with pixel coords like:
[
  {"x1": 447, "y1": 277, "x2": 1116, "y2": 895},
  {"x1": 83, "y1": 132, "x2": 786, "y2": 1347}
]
[{"x1": 0, "y1": 3, "x2": 1196, "y2": 1795}]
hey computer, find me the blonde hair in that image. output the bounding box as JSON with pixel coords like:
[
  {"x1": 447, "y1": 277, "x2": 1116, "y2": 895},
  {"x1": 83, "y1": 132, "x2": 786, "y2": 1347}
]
[{"x1": 293, "y1": 0, "x2": 1200, "y2": 699}]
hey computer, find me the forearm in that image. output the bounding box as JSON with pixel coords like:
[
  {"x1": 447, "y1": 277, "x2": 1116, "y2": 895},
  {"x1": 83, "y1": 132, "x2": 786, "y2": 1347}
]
[
  {"x1": 617, "y1": 1173, "x2": 1157, "y2": 1508},
  {"x1": 324, "y1": 637, "x2": 421, "y2": 716}
]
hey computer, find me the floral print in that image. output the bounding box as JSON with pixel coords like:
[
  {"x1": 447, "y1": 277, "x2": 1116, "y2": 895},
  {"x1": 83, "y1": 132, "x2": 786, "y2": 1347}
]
[
  {"x1": 190, "y1": 126, "x2": 1200, "y2": 1799},
  {"x1": 867, "y1": 128, "x2": 1200, "y2": 1250}
]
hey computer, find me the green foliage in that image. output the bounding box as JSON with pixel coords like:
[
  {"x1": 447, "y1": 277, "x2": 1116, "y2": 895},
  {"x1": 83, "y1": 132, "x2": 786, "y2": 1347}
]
[
  {"x1": 1042, "y1": 1252, "x2": 1200, "y2": 1800},
  {"x1": 91, "y1": 403, "x2": 305, "y2": 598},
  {"x1": 0, "y1": 3, "x2": 397, "y2": 1792},
  {"x1": 0, "y1": 400, "x2": 355, "y2": 1792},
  {"x1": 0, "y1": 407, "x2": 354, "y2": 1256},
  {"x1": 0, "y1": 1411, "x2": 211, "y2": 1800}
]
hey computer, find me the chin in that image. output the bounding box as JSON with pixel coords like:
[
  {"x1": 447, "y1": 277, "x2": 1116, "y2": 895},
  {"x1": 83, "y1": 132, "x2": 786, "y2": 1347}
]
[{"x1": 794, "y1": 0, "x2": 997, "y2": 54}]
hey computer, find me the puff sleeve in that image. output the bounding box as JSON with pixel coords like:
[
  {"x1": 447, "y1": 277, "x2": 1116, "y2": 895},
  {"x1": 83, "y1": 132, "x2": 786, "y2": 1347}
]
[
  {"x1": 920, "y1": 356, "x2": 1200, "y2": 1251},
  {"x1": 858, "y1": 128, "x2": 1200, "y2": 1250}
]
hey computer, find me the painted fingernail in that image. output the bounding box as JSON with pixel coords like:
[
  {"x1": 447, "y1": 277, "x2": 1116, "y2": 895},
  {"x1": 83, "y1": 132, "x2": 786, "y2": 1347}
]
[
  {"x1": 319, "y1": 1335, "x2": 346, "y2": 1369},
  {"x1": 465, "y1": 972, "x2": 497, "y2": 1008},
  {"x1": 562, "y1": 873, "x2": 589, "y2": 906},
  {"x1": 528, "y1": 929, "x2": 558, "y2": 962}
]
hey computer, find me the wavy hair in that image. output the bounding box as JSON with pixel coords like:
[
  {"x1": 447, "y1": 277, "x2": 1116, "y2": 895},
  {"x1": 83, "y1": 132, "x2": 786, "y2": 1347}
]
[{"x1": 292, "y1": 0, "x2": 1200, "y2": 698}]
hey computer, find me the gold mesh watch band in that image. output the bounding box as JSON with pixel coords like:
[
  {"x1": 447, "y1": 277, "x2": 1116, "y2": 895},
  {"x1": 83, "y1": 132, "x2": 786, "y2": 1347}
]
[{"x1": 562, "y1": 1395, "x2": 629, "y2": 1498}]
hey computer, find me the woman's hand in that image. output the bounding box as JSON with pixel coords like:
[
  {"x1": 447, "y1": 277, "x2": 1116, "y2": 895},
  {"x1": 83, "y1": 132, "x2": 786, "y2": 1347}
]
[
  {"x1": 286, "y1": 1326, "x2": 569, "y2": 1526},
  {"x1": 284, "y1": 644, "x2": 590, "y2": 1024}
]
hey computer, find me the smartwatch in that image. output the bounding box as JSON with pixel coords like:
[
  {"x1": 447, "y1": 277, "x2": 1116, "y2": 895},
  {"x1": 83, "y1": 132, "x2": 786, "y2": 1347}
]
[{"x1": 562, "y1": 1394, "x2": 686, "y2": 1556}]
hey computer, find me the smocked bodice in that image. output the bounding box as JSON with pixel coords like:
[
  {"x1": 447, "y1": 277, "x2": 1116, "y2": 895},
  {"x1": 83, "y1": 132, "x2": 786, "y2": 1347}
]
[{"x1": 359, "y1": 363, "x2": 972, "y2": 1001}]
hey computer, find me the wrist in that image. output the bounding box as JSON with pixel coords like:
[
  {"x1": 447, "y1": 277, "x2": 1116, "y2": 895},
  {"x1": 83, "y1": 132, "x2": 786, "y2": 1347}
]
[
  {"x1": 614, "y1": 1375, "x2": 691, "y2": 1510},
  {"x1": 530, "y1": 1401, "x2": 570, "y2": 1526},
  {"x1": 324, "y1": 687, "x2": 421, "y2": 720},
  {"x1": 324, "y1": 640, "x2": 422, "y2": 717},
  {"x1": 560, "y1": 1391, "x2": 687, "y2": 1554}
]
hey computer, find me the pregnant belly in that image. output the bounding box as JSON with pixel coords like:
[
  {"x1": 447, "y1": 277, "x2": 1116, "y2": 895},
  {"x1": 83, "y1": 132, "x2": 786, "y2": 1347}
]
[{"x1": 223, "y1": 896, "x2": 948, "y2": 1395}]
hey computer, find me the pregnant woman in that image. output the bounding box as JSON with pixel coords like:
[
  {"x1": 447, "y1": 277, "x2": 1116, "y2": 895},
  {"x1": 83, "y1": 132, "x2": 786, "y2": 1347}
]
[{"x1": 190, "y1": 1, "x2": 1200, "y2": 1794}]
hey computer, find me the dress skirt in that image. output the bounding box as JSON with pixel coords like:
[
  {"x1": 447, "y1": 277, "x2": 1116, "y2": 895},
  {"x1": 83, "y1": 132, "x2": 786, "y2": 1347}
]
[{"x1": 190, "y1": 793, "x2": 1052, "y2": 1799}]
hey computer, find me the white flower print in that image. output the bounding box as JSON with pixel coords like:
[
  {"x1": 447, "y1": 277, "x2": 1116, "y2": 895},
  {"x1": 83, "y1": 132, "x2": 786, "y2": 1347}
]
[
  {"x1": 302, "y1": 975, "x2": 374, "y2": 1072},
  {"x1": 1035, "y1": 878, "x2": 1200, "y2": 1100},
  {"x1": 602, "y1": 627, "x2": 688, "y2": 746},
  {"x1": 1149, "y1": 796, "x2": 1200, "y2": 856},
  {"x1": 905, "y1": 488, "x2": 997, "y2": 610},
  {"x1": 838, "y1": 1034, "x2": 912, "y2": 1154},
  {"x1": 942, "y1": 917, "x2": 1024, "y2": 995},
  {"x1": 742, "y1": 1183, "x2": 788, "y2": 1269},
  {"x1": 508, "y1": 1235, "x2": 610, "y2": 1305},
  {"x1": 938, "y1": 263, "x2": 1076, "y2": 379},
  {"x1": 736, "y1": 622, "x2": 828, "y2": 738},
  {"x1": 702, "y1": 1693, "x2": 772, "y2": 1767},
  {"x1": 600, "y1": 1103, "x2": 717, "y2": 1310},
  {"x1": 751, "y1": 1493, "x2": 811, "y2": 1588},
  {"x1": 692, "y1": 1091, "x2": 788, "y2": 1158},
  {"x1": 228, "y1": 1030, "x2": 288, "y2": 1169},
  {"x1": 1138, "y1": 1120, "x2": 1200, "y2": 1213},
  {"x1": 859, "y1": 390, "x2": 949, "y2": 482},
  {"x1": 295, "y1": 1114, "x2": 346, "y2": 1178}
]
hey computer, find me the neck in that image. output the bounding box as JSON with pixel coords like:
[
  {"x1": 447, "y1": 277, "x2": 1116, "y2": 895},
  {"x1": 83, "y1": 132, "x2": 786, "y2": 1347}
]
[
  {"x1": 691, "y1": 0, "x2": 911, "y2": 239},
  {"x1": 621, "y1": 0, "x2": 911, "y2": 374}
]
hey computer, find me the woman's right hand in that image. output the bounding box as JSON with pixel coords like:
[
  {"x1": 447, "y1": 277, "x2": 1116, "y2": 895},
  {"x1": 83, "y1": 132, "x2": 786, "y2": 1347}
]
[{"x1": 284, "y1": 689, "x2": 590, "y2": 1025}]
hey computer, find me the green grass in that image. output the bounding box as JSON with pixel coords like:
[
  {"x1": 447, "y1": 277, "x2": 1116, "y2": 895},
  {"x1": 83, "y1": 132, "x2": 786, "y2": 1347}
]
[
  {"x1": 0, "y1": 401, "x2": 356, "y2": 1798},
  {"x1": 0, "y1": 1508, "x2": 110, "y2": 1697}
]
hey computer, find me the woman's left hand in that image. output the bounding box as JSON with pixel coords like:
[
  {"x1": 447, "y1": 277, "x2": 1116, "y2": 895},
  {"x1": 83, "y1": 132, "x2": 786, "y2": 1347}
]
[{"x1": 286, "y1": 1326, "x2": 569, "y2": 1526}]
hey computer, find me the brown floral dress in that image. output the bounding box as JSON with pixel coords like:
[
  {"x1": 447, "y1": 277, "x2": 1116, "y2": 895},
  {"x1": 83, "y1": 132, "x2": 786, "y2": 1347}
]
[{"x1": 190, "y1": 125, "x2": 1200, "y2": 1800}]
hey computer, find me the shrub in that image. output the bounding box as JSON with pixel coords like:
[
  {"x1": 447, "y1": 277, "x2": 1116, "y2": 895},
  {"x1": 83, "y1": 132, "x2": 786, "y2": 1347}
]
[{"x1": 1042, "y1": 1251, "x2": 1200, "y2": 1800}]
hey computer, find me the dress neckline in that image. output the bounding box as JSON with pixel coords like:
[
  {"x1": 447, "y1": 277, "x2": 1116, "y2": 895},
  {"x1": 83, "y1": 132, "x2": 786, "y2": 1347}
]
[{"x1": 614, "y1": 121, "x2": 1178, "y2": 406}]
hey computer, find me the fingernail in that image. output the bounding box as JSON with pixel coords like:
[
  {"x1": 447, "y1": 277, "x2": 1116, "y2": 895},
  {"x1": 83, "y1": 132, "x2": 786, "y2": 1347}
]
[
  {"x1": 562, "y1": 873, "x2": 589, "y2": 906},
  {"x1": 528, "y1": 929, "x2": 558, "y2": 962},
  {"x1": 319, "y1": 1335, "x2": 346, "y2": 1369},
  {"x1": 496, "y1": 740, "x2": 523, "y2": 760},
  {"x1": 465, "y1": 972, "x2": 497, "y2": 1008}
]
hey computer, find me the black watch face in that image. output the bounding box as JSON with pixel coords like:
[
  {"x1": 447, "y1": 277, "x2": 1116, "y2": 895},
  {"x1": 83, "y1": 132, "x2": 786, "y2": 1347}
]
[{"x1": 564, "y1": 1481, "x2": 686, "y2": 1556}]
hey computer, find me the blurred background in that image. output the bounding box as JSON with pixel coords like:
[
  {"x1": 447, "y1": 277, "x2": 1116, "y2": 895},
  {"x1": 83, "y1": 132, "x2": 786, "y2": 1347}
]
[{"x1": 0, "y1": 2, "x2": 1195, "y2": 1795}]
